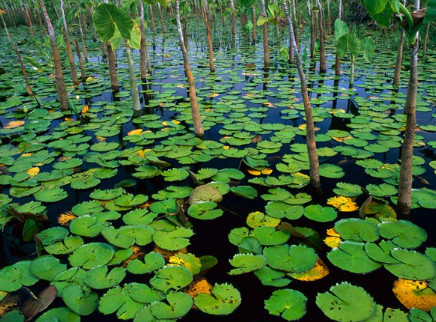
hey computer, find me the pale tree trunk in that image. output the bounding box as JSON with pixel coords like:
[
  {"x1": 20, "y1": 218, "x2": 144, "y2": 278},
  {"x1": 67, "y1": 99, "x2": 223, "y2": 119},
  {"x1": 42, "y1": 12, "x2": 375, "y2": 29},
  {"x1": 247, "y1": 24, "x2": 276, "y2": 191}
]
[
  {"x1": 317, "y1": 0, "x2": 326, "y2": 72},
  {"x1": 78, "y1": 17, "x2": 88, "y2": 62},
  {"x1": 1, "y1": 14, "x2": 11, "y2": 42},
  {"x1": 140, "y1": 3, "x2": 147, "y2": 82},
  {"x1": 149, "y1": 5, "x2": 156, "y2": 34},
  {"x1": 202, "y1": 0, "x2": 215, "y2": 72},
  {"x1": 14, "y1": 43, "x2": 34, "y2": 96},
  {"x1": 157, "y1": 3, "x2": 166, "y2": 33},
  {"x1": 74, "y1": 40, "x2": 86, "y2": 81},
  {"x1": 422, "y1": 23, "x2": 430, "y2": 61},
  {"x1": 125, "y1": 43, "x2": 141, "y2": 112},
  {"x1": 60, "y1": 0, "x2": 78, "y2": 84},
  {"x1": 252, "y1": 6, "x2": 256, "y2": 41},
  {"x1": 393, "y1": 31, "x2": 405, "y2": 87},
  {"x1": 393, "y1": 0, "x2": 407, "y2": 87},
  {"x1": 176, "y1": 0, "x2": 204, "y2": 138},
  {"x1": 183, "y1": 17, "x2": 188, "y2": 50},
  {"x1": 349, "y1": 55, "x2": 355, "y2": 87},
  {"x1": 283, "y1": 0, "x2": 321, "y2": 188},
  {"x1": 26, "y1": 6, "x2": 34, "y2": 36},
  {"x1": 107, "y1": 43, "x2": 119, "y2": 92},
  {"x1": 335, "y1": 0, "x2": 342, "y2": 76},
  {"x1": 40, "y1": 0, "x2": 69, "y2": 111},
  {"x1": 260, "y1": 0, "x2": 270, "y2": 67},
  {"x1": 230, "y1": 0, "x2": 236, "y2": 36},
  {"x1": 397, "y1": 1, "x2": 420, "y2": 215},
  {"x1": 326, "y1": 0, "x2": 331, "y2": 35}
]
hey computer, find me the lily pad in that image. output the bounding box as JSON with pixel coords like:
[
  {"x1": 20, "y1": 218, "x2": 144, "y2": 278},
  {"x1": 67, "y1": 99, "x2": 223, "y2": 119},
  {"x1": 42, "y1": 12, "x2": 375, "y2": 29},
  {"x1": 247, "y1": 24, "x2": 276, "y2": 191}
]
[{"x1": 265, "y1": 289, "x2": 308, "y2": 321}]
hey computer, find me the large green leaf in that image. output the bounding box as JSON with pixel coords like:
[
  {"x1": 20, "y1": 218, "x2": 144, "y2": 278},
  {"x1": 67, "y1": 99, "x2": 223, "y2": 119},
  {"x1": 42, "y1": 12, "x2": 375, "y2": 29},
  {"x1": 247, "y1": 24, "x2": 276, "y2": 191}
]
[
  {"x1": 229, "y1": 254, "x2": 267, "y2": 275},
  {"x1": 265, "y1": 289, "x2": 307, "y2": 321},
  {"x1": 423, "y1": 0, "x2": 436, "y2": 24},
  {"x1": 62, "y1": 284, "x2": 98, "y2": 316},
  {"x1": 93, "y1": 3, "x2": 133, "y2": 41},
  {"x1": 194, "y1": 283, "x2": 241, "y2": 315},
  {"x1": 334, "y1": 19, "x2": 349, "y2": 41},
  {"x1": 150, "y1": 266, "x2": 193, "y2": 292},
  {"x1": 384, "y1": 249, "x2": 435, "y2": 280},
  {"x1": 316, "y1": 282, "x2": 377, "y2": 321},
  {"x1": 336, "y1": 34, "x2": 361, "y2": 59},
  {"x1": 263, "y1": 244, "x2": 318, "y2": 273},
  {"x1": 361, "y1": 0, "x2": 388, "y2": 16}
]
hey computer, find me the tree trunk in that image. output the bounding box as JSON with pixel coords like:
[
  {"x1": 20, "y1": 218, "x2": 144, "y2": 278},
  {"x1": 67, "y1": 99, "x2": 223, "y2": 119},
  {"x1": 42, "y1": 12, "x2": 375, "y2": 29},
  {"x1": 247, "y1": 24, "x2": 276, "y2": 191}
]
[
  {"x1": 176, "y1": 0, "x2": 204, "y2": 138},
  {"x1": 230, "y1": 0, "x2": 236, "y2": 36},
  {"x1": 310, "y1": 14, "x2": 315, "y2": 58},
  {"x1": 40, "y1": 0, "x2": 69, "y2": 111},
  {"x1": 78, "y1": 17, "x2": 88, "y2": 62},
  {"x1": 397, "y1": 40, "x2": 419, "y2": 214},
  {"x1": 282, "y1": 0, "x2": 321, "y2": 188},
  {"x1": 26, "y1": 6, "x2": 34, "y2": 36},
  {"x1": 422, "y1": 23, "x2": 430, "y2": 61},
  {"x1": 74, "y1": 40, "x2": 86, "y2": 81},
  {"x1": 326, "y1": 0, "x2": 331, "y2": 35},
  {"x1": 140, "y1": 3, "x2": 147, "y2": 82},
  {"x1": 318, "y1": 0, "x2": 326, "y2": 73},
  {"x1": 183, "y1": 17, "x2": 188, "y2": 50},
  {"x1": 335, "y1": 0, "x2": 342, "y2": 76},
  {"x1": 14, "y1": 43, "x2": 33, "y2": 96},
  {"x1": 393, "y1": 31, "x2": 405, "y2": 88},
  {"x1": 1, "y1": 14, "x2": 11, "y2": 42},
  {"x1": 260, "y1": 0, "x2": 270, "y2": 67},
  {"x1": 107, "y1": 43, "x2": 119, "y2": 92},
  {"x1": 125, "y1": 43, "x2": 141, "y2": 111},
  {"x1": 252, "y1": 6, "x2": 256, "y2": 41},
  {"x1": 349, "y1": 55, "x2": 355, "y2": 88},
  {"x1": 220, "y1": 4, "x2": 225, "y2": 27},
  {"x1": 202, "y1": 0, "x2": 215, "y2": 72},
  {"x1": 157, "y1": 3, "x2": 166, "y2": 33},
  {"x1": 60, "y1": 0, "x2": 78, "y2": 84},
  {"x1": 149, "y1": 5, "x2": 156, "y2": 34}
]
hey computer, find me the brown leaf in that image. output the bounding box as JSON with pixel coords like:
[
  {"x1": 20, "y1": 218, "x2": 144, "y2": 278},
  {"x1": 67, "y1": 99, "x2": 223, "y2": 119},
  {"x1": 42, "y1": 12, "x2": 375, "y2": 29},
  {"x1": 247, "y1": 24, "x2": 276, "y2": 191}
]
[{"x1": 22, "y1": 286, "x2": 57, "y2": 321}]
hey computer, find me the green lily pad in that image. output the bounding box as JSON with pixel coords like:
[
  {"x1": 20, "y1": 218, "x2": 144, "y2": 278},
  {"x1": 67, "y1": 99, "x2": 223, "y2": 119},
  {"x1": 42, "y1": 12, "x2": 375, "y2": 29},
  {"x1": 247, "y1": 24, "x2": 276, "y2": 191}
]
[
  {"x1": 35, "y1": 307, "x2": 80, "y2": 322},
  {"x1": 229, "y1": 253, "x2": 267, "y2": 275},
  {"x1": 378, "y1": 220, "x2": 427, "y2": 249},
  {"x1": 230, "y1": 185, "x2": 258, "y2": 199},
  {"x1": 384, "y1": 249, "x2": 435, "y2": 280},
  {"x1": 30, "y1": 255, "x2": 67, "y2": 281},
  {"x1": 153, "y1": 227, "x2": 194, "y2": 251},
  {"x1": 127, "y1": 251, "x2": 165, "y2": 275},
  {"x1": 62, "y1": 284, "x2": 98, "y2": 316},
  {"x1": 187, "y1": 202, "x2": 223, "y2": 220},
  {"x1": 263, "y1": 244, "x2": 318, "y2": 273},
  {"x1": 101, "y1": 225, "x2": 154, "y2": 248},
  {"x1": 150, "y1": 266, "x2": 193, "y2": 292},
  {"x1": 34, "y1": 187, "x2": 68, "y2": 202},
  {"x1": 334, "y1": 219, "x2": 379, "y2": 242},
  {"x1": 265, "y1": 289, "x2": 307, "y2": 321},
  {"x1": 194, "y1": 283, "x2": 241, "y2": 315},
  {"x1": 327, "y1": 241, "x2": 382, "y2": 274},
  {"x1": 148, "y1": 292, "x2": 192, "y2": 320},
  {"x1": 84, "y1": 265, "x2": 126, "y2": 289},
  {"x1": 316, "y1": 282, "x2": 377, "y2": 321},
  {"x1": 69, "y1": 243, "x2": 115, "y2": 269},
  {"x1": 254, "y1": 266, "x2": 292, "y2": 287},
  {"x1": 304, "y1": 205, "x2": 337, "y2": 222}
]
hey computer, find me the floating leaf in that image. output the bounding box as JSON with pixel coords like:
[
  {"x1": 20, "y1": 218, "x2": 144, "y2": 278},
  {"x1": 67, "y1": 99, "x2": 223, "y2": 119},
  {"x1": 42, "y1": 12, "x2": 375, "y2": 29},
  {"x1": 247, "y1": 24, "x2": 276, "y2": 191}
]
[
  {"x1": 264, "y1": 289, "x2": 307, "y2": 321},
  {"x1": 150, "y1": 266, "x2": 193, "y2": 292},
  {"x1": 378, "y1": 220, "x2": 427, "y2": 249},
  {"x1": 229, "y1": 254, "x2": 266, "y2": 275},
  {"x1": 316, "y1": 282, "x2": 377, "y2": 321},
  {"x1": 393, "y1": 279, "x2": 436, "y2": 311},
  {"x1": 194, "y1": 283, "x2": 241, "y2": 315},
  {"x1": 62, "y1": 284, "x2": 98, "y2": 316},
  {"x1": 189, "y1": 185, "x2": 223, "y2": 205},
  {"x1": 84, "y1": 265, "x2": 126, "y2": 289},
  {"x1": 384, "y1": 249, "x2": 435, "y2": 280},
  {"x1": 187, "y1": 202, "x2": 223, "y2": 220},
  {"x1": 263, "y1": 244, "x2": 318, "y2": 273},
  {"x1": 304, "y1": 205, "x2": 337, "y2": 222},
  {"x1": 153, "y1": 227, "x2": 194, "y2": 251}
]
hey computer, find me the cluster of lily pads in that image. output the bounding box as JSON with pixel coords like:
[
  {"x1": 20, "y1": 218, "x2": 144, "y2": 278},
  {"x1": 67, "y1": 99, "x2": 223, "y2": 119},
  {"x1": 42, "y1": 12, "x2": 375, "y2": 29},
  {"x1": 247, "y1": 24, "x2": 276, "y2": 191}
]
[{"x1": 0, "y1": 18, "x2": 435, "y2": 321}]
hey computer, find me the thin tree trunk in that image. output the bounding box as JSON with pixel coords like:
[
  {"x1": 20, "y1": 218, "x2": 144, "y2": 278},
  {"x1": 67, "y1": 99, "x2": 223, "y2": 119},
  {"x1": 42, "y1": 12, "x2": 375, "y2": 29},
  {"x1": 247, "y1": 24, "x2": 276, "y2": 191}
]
[
  {"x1": 40, "y1": 0, "x2": 69, "y2": 111},
  {"x1": 183, "y1": 17, "x2": 188, "y2": 50},
  {"x1": 102, "y1": 42, "x2": 108, "y2": 59},
  {"x1": 393, "y1": 31, "x2": 405, "y2": 87},
  {"x1": 26, "y1": 6, "x2": 34, "y2": 36},
  {"x1": 14, "y1": 43, "x2": 34, "y2": 96},
  {"x1": 220, "y1": 4, "x2": 225, "y2": 27},
  {"x1": 34, "y1": 1, "x2": 43, "y2": 29},
  {"x1": 60, "y1": 0, "x2": 78, "y2": 84},
  {"x1": 157, "y1": 3, "x2": 166, "y2": 33},
  {"x1": 125, "y1": 43, "x2": 141, "y2": 111},
  {"x1": 397, "y1": 40, "x2": 419, "y2": 214},
  {"x1": 140, "y1": 3, "x2": 147, "y2": 82},
  {"x1": 283, "y1": 0, "x2": 321, "y2": 188},
  {"x1": 261, "y1": 0, "x2": 270, "y2": 67},
  {"x1": 149, "y1": 5, "x2": 156, "y2": 34},
  {"x1": 78, "y1": 17, "x2": 88, "y2": 62},
  {"x1": 317, "y1": 0, "x2": 326, "y2": 72},
  {"x1": 252, "y1": 6, "x2": 256, "y2": 41},
  {"x1": 176, "y1": 0, "x2": 204, "y2": 137},
  {"x1": 107, "y1": 43, "x2": 119, "y2": 92},
  {"x1": 326, "y1": 0, "x2": 331, "y2": 35},
  {"x1": 202, "y1": 0, "x2": 215, "y2": 72},
  {"x1": 335, "y1": 0, "x2": 342, "y2": 76},
  {"x1": 310, "y1": 13, "x2": 315, "y2": 58},
  {"x1": 349, "y1": 55, "x2": 355, "y2": 88},
  {"x1": 422, "y1": 23, "x2": 430, "y2": 61},
  {"x1": 74, "y1": 40, "x2": 86, "y2": 81},
  {"x1": 230, "y1": 0, "x2": 236, "y2": 36},
  {"x1": 1, "y1": 14, "x2": 11, "y2": 42},
  {"x1": 397, "y1": 0, "x2": 420, "y2": 215}
]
